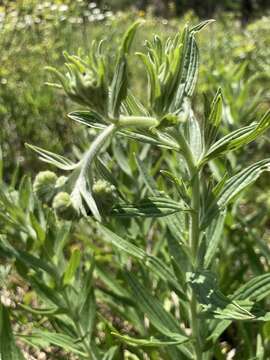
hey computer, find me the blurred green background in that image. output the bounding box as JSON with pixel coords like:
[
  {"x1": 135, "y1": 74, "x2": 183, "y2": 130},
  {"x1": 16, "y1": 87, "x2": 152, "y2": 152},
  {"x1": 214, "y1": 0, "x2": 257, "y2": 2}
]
[{"x1": 1, "y1": 0, "x2": 270, "y2": 179}]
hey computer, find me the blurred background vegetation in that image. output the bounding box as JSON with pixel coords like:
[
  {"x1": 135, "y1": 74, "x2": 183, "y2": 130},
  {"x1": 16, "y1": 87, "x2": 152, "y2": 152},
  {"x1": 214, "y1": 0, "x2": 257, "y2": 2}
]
[{"x1": 1, "y1": 0, "x2": 270, "y2": 179}]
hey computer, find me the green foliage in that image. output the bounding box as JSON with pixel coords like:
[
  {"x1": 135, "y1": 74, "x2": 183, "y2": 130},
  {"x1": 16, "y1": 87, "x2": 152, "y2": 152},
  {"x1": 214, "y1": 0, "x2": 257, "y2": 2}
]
[{"x1": 2, "y1": 5, "x2": 270, "y2": 360}]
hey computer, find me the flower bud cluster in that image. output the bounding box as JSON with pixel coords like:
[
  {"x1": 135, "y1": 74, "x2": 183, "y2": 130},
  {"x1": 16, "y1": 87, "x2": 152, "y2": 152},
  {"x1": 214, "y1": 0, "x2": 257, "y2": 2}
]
[
  {"x1": 34, "y1": 172, "x2": 116, "y2": 220},
  {"x1": 47, "y1": 50, "x2": 108, "y2": 114},
  {"x1": 33, "y1": 171, "x2": 77, "y2": 221},
  {"x1": 64, "y1": 64, "x2": 107, "y2": 114}
]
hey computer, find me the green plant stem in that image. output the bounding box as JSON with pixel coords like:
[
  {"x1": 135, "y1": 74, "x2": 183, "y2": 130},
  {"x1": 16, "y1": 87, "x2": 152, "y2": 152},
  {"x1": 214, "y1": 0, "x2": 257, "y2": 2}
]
[
  {"x1": 190, "y1": 172, "x2": 200, "y2": 263},
  {"x1": 177, "y1": 131, "x2": 203, "y2": 359},
  {"x1": 79, "y1": 123, "x2": 117, "y2": 176},
  {"x1": 118, "y1": 115, "x2": 159, "y2": 128},
  {"x1": 190, "y1": 170, "x2": 203, "y2": 360}
]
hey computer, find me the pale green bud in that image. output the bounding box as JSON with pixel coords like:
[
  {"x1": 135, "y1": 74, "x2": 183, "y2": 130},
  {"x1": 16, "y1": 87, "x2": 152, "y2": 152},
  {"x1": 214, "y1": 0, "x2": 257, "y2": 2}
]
[
  {"x1": 33, "y1": 171, "x2": 57, "y2": 203},
  {"x1": 93, "y1": 179, "x2": 116, "y2": 198},
  {"x1": 92, "y1": 179, "x2": 116, "y2": 214},
  {"x1": 52, "y1": 192, "x2": 78, "y2": 221},
  {"x1": 55, "y1": 175, "x2": 68, "y2": 189}
]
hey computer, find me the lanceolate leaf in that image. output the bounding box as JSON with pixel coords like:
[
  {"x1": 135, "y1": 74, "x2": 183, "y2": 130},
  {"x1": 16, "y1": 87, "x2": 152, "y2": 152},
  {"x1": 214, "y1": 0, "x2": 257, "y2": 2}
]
[
  {"x1": 0, "y1": 240, "x2": 58, "y2": 279},
  {"x1": 232, "y1": 273, "x2": 270, "y2": 302},
  {"x1": 203, "y1": 210, "x2": 226, "y2": 268},
  {"x1": 204, "y1": 88, "x2": 223, "y2": 148},
  {"x1": 124, "y1": 272, "x2": 193, "y2": 359},
  {"x1": 202, "y1": 159, "x2": 270, "y2": 227},
  {"x1": 0, "y1": 305, "x2": 25, "y2": 360},
  {"x1": 71, "y1": 123, "x2": 117, "y2": 221},
  {"x1": 112, "y1": 332, "x2": 188, "y2": 347},
  {"x1": 135, "y1": 156, "x2": 159, "y2": 195},
  {"x1": 63, "y1": 248, "x2": 81, "y2": 286},
  {"x1": 123, "y1": 91, "x2": 150, "y2": 117},
  {"x1": 68, "y1": 110, "x2": 106, "y2": 128},
  {"x1": 124, "y1": 274, "x2": 183, "y2": 336},
  {"x1": 201, "y1": 110, "x2": 270, "y2": 164},
  {"x1": 185, "y1": 36, "x2": 199, "y2": 98},
  {"x1": 25, "y1": 144, "x2": 77, "y2": 171},
  {"x1": 99, "y1": 225, "x2": 145, "y2": 260},
  {"x1": 111, "y1": 196, "x2": 190, "y2": 218},
  {"x1": 109, "y1": 21, "x2": 141, "y2": 118},
  {"x1": 120, "y1": 20, "x2": 142, "y2": 55},
  {"x1": 99, "y1": 225, "x2": 186, "y2": 297},
  {"x1": 18, "y1": 330, "x2": 87, "y2": 358},
  {"x1": 190, "y1": 19, "x2": 215, "y2": 33},
  {"x1": 208, "y1": 274, "x2": 270, "y2": 342},
  {"x1": 188, "y1": 271, "x2": 255, "y2": 320},
  {"x1": 189, "y1": 271, "x2": 270, "y2": 324}
]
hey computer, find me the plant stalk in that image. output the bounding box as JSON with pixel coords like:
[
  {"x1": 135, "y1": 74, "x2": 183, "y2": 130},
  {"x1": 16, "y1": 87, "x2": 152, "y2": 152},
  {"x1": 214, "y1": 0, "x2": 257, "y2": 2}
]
[
  {"x1": 189, "y1": 170, "x2": 203, "y2": 360},
  {"x1": 118, "y1": 115, "x2": 159, "y2": 128},
  {"x1": 79, "y1": 123, "x2": 117, "y2": 176},
  {"x1": 177, "y1": 131, "x2": 203, "y2": 359}
]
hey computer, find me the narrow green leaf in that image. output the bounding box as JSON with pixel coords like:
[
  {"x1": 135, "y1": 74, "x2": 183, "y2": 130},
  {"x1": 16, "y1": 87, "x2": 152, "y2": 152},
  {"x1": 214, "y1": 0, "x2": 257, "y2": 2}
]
[
  {"x1": 203, "y1": 210, "x2": 226, "y2": 268},
  {"x1": 124, "y1": 273, "x2": 193, "y2": 359},
  {"x1": 25, "y1": 144, "x2": 77, "y2": 171},
  {"x1": 0, "y1": 241, "x2": 57, "y2": 279},
  {"x1": 123, "y1": 91, "x2": 150, "y2": 117},
  {"x1": 201, "y1": 110, "x2": 270, "y2": 164},
  {"x1": 188, "y1": 271, "x2": 255, "y2": 320},
  {"x1": 125, "y1": 272, "x2": 185, "y2": 337},
  {"x1": 111, "y1": 196, "x2": 189, "y2": 218},
  {"x1": 78, "y1": 260, "x2": 96, "y2": 339},
  {"x1": 63, "y1": 248, "x2": 81, "y2": 286},
  {"x1": 109, "y1": 22, "x2": 140, "y2": 117},
  {"x1": 208, "y1": 274, "x2": 270, "y2": 342},
  {"x1": 99, "y1": 225, "x2": 145, "y2": 260},
  {"x1": 202, "y1": 159, "x2": 270, "y2": 227},
  {"x1": 135, "y1": 156, "x2": 159, "y2": 195},
  {"x1": 112, "y1": 332, "x2": 188, "y2": 347},
  {"x1": 185, "y1": 36, "x2": 199, "y2": 97},
  {"x1": 0, "y1": 305, "x2": 25, "y2": 360},
  {"x1": 18, "y1": 176, "x2": 33, "y2": 210},
  {"x1": 190, "y1": 19, "x2": 215, "y2": 33},
  {"x1": 18, "y1": 330, "x2": 87, "y2": 358},
  {"x1": 68, "y1": 110, "x2": 106, "y2": 128},
  {"x1": 30, "y1": 213, "x2": 46, "y2": 244},
  {"x1": 99, "y1": 225, "x2": 186, "y2": 296},
  {"x1": 232, "y1": 273, "x2": 270, "y2": 302},
  {"x1": 205, "y1": 88, "x2": 223, "y2": 148},
  {"x1": 29, "y1": 276, "x2": 65, "y2": 309},
  {"x1": 0, "y1": 146, "x2": 3, "y2": 185},
  {"x1": 120, "y1": 20, "x2": 142, "y2": 55}
]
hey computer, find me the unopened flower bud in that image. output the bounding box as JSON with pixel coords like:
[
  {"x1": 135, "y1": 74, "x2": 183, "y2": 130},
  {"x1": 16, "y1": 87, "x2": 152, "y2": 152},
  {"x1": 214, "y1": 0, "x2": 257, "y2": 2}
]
[
  {"x1": 92, "y1": 179, "x2": 116, "y2": 214},
  {"x1": 33, "y1": 171, "x2": 57, "y2": 203},
  {"x1": 52, "y1": 192, "x2": 78, "y2": 221}
]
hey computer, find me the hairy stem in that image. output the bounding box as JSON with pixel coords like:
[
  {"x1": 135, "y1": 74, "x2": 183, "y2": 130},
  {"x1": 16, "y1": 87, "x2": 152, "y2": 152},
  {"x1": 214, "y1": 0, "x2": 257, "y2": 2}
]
[
  {"x1": 80, "y1": 123, "x2": 117, "y2": 177},
  {"x1": 177, "y1": 131, "x2": 202, "y2": 359},
  {"x1": 190, "y1": 170, "x2": 203, "y2": 360},
  {"x1": 118, "y1": 115, "x2": 159, "y2": 128},
  {"x1": 72, "y1": 124, "x2": 117, "y2": 220}
]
